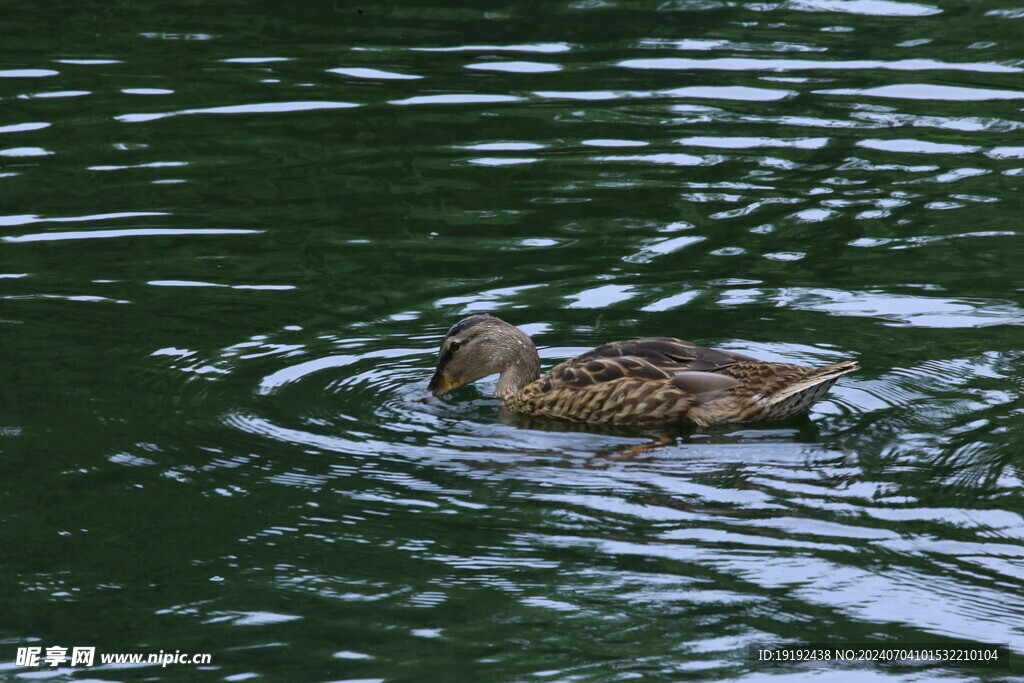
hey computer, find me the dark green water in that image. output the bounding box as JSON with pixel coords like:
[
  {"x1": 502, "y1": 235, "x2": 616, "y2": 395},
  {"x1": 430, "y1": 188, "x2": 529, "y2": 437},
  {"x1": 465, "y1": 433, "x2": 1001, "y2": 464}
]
[{"x1": 1, "y1": 1, "x2": 1022, "y2": 680}]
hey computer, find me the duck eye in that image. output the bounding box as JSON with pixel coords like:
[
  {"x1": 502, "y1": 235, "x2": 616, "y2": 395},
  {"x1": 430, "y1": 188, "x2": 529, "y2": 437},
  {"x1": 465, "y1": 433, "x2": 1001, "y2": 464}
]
[{"x1": 449, "y1": 340, "x2": 461, "y2": 352}]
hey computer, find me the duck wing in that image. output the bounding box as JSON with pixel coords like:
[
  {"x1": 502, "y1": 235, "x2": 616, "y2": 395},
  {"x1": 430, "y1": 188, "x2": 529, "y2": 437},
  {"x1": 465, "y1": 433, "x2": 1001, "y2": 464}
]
[
  {"x1": 506, "y1": 337, "x2": 857, "y2": 426},
  {"x1": 506, "y1": 338, "x2": 747, "y2": 424},
  {"x1": 554, "y1": 337, "x2": 756, "y2": 379}
]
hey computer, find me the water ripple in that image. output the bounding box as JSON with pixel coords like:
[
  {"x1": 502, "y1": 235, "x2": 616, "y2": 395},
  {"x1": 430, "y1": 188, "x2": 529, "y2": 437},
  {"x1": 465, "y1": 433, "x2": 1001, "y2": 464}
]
[
  {"x1": 620, "y1": 57, "x2": 1016, "y2": 72},
  {"x1": 0, "y1": 122, "x2": 50, "y2": 134},
  {"x1": 328, "y1": 67, "x2": 422, "y2": 80},
  {"x1": 788, "y1": 0, "x2": 942, "y2": 16},
  {"x1": 411, "y1": 43, "x2": 572, "y2": 53},
  {"x1": 465, "y1": 61, "x2": 562, "y2": 73},
  {"x1": 818, "y1": 84, "x2": 1024, "y2": 100},
  {"x1": 3, "y1": 228, "x2": 260, "y2": 243},
  {"x1": 0, "y1": 69, "x2": 59, "y2": 78},
  {"x1": 390, "y1": 94, "x2": 523, "y2": 106},
  {"x1": 116, "y1": 101, "x2": 360, "y2": 123}
]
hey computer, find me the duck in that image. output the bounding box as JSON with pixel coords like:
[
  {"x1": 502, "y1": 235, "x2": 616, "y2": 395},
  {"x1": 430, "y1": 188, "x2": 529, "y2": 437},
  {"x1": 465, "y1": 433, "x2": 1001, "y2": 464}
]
[{"x1": 426, "y1": 315, "x2": 858, "y2": 426}]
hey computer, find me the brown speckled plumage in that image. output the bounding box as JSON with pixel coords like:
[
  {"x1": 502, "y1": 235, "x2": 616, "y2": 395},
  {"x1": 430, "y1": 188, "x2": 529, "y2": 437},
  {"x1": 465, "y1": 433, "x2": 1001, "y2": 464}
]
[{"x1": 427, "y1": 315, "x2": 858, "y2": 426}]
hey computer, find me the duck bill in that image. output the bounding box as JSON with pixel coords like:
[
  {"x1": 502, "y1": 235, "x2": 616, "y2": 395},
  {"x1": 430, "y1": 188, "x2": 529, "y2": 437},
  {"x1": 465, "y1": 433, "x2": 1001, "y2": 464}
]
[{"x1": 425, "y1": 371, "x2": 459, "y2": 399}]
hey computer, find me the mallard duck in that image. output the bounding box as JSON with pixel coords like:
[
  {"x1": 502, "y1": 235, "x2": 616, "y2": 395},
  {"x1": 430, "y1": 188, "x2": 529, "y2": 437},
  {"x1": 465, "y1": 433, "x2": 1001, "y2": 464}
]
[{"x1": 426, "y1": 315, "x2": 858, "y2": 426}]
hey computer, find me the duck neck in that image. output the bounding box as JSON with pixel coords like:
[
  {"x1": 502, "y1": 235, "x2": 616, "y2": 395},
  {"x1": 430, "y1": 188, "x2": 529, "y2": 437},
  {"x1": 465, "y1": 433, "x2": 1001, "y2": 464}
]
[{"x1": 494, "y1": 330, "x2": 541, "y2": 400}]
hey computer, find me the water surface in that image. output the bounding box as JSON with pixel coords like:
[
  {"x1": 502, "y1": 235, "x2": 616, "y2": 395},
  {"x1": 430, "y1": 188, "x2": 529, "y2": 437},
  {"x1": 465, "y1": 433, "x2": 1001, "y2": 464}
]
[{"x1": 1, "y1": 0, "x2": 1022, "y2": 680}]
